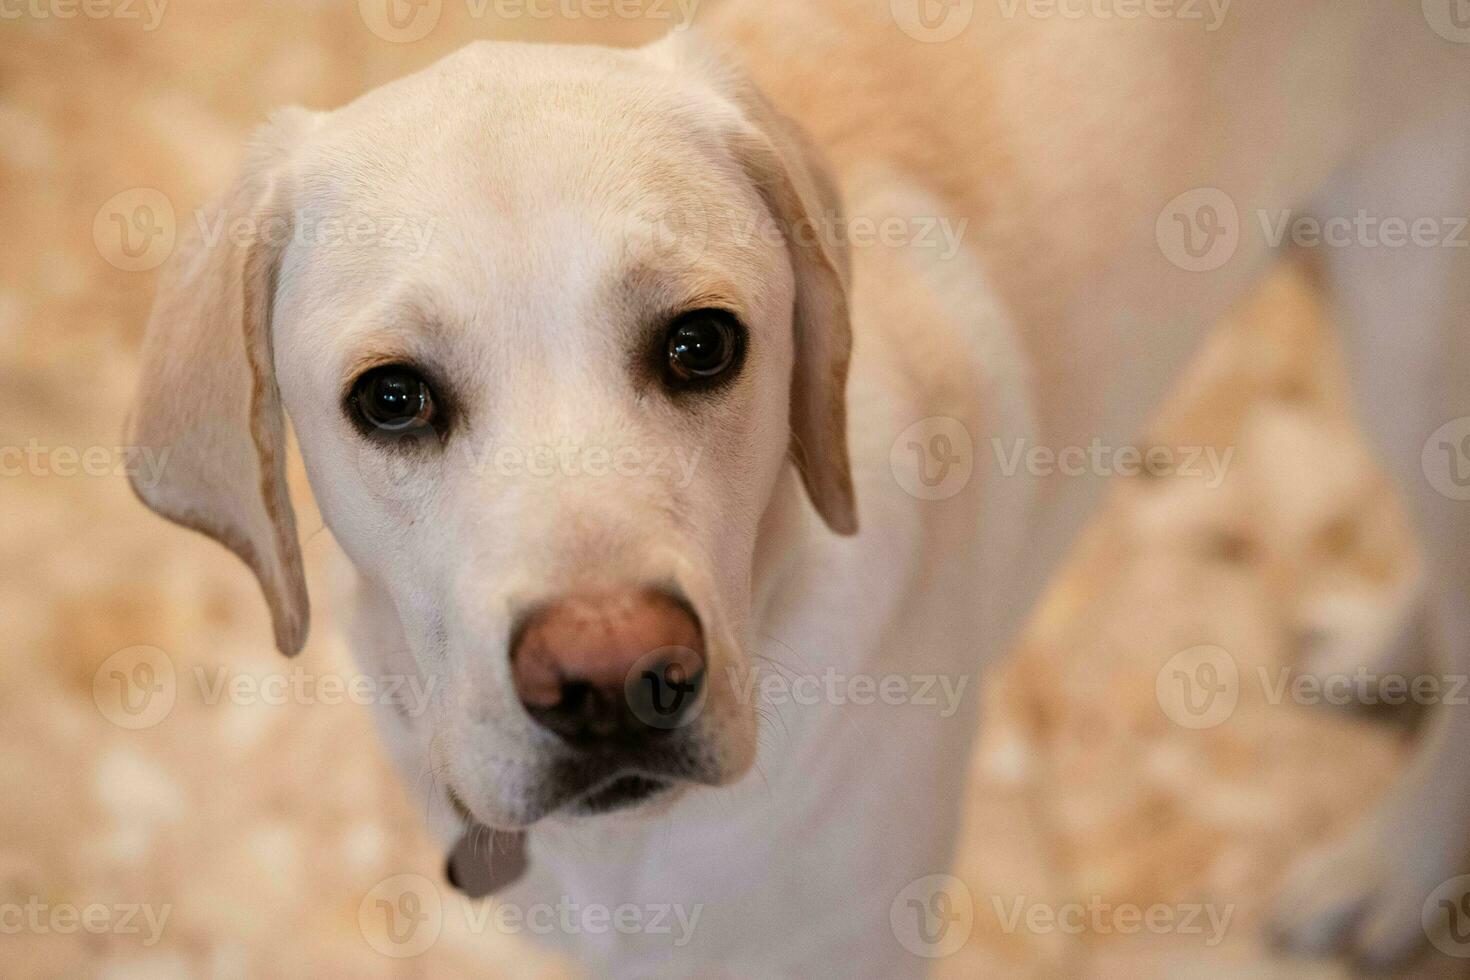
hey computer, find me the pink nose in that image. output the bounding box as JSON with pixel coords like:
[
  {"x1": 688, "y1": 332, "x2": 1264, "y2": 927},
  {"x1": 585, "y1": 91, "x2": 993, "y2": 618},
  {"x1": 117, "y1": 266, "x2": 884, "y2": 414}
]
[{"x1": 510, "y1": 589, "x2": 705, "y2": 744}]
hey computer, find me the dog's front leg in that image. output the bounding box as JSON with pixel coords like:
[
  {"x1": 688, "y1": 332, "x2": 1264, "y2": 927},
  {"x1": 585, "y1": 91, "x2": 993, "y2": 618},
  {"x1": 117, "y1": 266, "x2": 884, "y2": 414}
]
[{"x1": 1268, "y1": 107, "x2": 1470, "y2": 969}]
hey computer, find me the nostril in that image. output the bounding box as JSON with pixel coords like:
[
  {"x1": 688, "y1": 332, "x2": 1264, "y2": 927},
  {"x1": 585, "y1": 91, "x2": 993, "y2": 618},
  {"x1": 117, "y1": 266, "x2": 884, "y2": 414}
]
[
  {"x1": 525, "y1": 680, "x2": 621, "y2": 743},
  {"x1": 559, "y1": 680, "x2": 595, "y2": 714}
]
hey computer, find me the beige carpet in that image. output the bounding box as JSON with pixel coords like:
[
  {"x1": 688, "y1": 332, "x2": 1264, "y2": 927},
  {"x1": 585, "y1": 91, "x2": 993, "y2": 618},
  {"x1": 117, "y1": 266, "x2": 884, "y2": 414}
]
[{"x1": 0, "y1": 3, "x2": 1451, "y2": 977}]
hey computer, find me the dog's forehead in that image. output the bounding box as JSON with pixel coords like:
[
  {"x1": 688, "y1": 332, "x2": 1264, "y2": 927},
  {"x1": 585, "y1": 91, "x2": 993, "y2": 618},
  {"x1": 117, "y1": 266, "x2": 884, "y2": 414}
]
[
  {"x1": 300, "y1": 42, "x2": 739, "y2": 220},
  {"x1": 280, "y1": 42, "x2": 764, "y2": 314}
]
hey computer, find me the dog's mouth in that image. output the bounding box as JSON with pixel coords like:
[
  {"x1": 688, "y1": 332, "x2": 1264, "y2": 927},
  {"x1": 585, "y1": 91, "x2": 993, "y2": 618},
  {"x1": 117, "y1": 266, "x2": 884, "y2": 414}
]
[
  {"x1": 569, "y1": 772, "x2": 672, "y2": 815},
  {"x1": 530, "y1": 734, "x2": 718, "y2": 819},
  {"x1": 446, "y1": 765, "x2": 683, "y2": 828},
  {"x1": 441, "y1": 771, "x2": 676, "y2": 898},
  {"x1": 443, "y1": 716, "x2": 732, "y2": 828}
]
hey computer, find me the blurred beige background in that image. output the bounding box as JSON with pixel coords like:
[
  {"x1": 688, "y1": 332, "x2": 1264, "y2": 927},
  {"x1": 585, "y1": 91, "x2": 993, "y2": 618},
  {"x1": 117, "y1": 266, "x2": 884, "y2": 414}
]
[{"x1": 0, "y1": 1, "x2": 1452, "y2": 976}]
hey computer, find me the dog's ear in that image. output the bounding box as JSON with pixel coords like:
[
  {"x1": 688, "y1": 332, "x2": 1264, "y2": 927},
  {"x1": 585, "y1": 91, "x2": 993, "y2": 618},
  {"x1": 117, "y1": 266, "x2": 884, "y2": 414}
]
[
  {"x1": 126, "y1": 108, "x2": 322, "y2": 655},
  {"x1": 646, "y1": 32, "x2": 858, "y2": 535}
]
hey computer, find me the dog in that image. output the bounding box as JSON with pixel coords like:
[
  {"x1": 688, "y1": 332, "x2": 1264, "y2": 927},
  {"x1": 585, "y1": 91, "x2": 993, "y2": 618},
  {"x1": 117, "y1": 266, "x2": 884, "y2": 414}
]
[{"x1": 127, "y1": 0, "x2": 1470, "y2": 974}]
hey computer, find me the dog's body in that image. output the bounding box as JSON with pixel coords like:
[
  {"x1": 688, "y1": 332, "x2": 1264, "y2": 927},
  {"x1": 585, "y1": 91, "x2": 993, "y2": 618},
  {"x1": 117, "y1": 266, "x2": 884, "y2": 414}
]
[{"x1": 130, "y1": 1, "x2": 1470, "y2": 975}]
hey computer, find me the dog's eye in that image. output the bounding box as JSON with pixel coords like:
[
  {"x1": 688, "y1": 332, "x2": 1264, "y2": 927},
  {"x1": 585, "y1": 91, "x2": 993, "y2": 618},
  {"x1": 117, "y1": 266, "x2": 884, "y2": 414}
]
[
  {"x1": 664, "y1": 310, "x2": 742, "y2": 386},
  {"x1": 351, "y1": 366, "x2": 435, "y2": 433}
]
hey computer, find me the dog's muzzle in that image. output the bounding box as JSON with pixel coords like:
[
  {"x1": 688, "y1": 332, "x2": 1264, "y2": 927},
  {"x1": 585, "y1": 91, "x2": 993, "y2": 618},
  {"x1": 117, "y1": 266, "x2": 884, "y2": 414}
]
[{"x1": 508, "y1": 586, "x2": 708, "y2": 812}]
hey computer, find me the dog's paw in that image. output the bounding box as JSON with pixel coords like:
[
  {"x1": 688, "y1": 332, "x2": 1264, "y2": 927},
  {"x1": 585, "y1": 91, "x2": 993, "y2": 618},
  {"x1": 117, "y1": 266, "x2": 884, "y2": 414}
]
[
  {"x1": 1289, "y1": 588, "x2": 1428, "y2": 720},
  {"x1": 1267, "y1": 831, "x2": 1446, "y2": 970}
]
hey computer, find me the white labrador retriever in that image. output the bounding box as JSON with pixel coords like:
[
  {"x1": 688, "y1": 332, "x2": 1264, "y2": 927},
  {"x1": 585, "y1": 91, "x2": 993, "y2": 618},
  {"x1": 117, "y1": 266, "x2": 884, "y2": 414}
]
[{"x1": 128, "y1": 0, "x2": 1470, "y2": 974}]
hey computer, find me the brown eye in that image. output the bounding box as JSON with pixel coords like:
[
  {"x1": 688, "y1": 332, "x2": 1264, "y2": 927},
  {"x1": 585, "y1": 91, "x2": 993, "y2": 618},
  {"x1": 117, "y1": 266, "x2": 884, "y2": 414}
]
[
  {"x1": 352, "y1": 366, "x2": 434, "y2": 433},
  {"x1": 664, "y1": 310, "x2": 742, "y2": 385}
]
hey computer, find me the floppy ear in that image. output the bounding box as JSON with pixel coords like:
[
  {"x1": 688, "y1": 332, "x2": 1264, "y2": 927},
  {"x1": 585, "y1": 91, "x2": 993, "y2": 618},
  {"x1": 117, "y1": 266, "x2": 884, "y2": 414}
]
[
  {"x1": 646, "y1": 33, "x2": 859, "y2": 535},
  {"x1": 126, "y1": 108, "x2": 321, "y2": 655}
]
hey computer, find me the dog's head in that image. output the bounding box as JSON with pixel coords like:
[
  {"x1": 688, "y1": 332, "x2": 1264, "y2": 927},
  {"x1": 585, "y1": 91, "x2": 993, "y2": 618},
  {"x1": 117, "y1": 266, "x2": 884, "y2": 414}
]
[{"x1": 128, "y1": 36, "x2": 856, "y2": 827}]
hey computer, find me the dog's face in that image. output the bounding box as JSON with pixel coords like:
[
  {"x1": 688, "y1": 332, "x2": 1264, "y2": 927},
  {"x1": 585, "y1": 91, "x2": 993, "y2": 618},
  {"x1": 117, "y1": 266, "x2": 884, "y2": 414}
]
[{"x1": 128, "y1": 37, "x2": 856, "y2": 827}]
